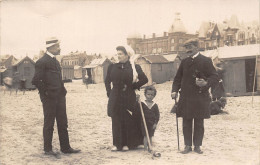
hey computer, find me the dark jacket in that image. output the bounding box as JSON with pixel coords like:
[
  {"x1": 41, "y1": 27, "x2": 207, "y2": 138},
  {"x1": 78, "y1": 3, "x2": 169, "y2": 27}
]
[
  {"x1": 32, "y1": 53, "x2": 66, "y2": 98},
  {"x1": 211, "y1": 67, "x2": 225, "y2": 99},
  {"x1": 172, "y1": 53, "x2": 218, "y2": 119},
  {"x1": 105, "y1": 61, "x2": 148, "y2": 117}
]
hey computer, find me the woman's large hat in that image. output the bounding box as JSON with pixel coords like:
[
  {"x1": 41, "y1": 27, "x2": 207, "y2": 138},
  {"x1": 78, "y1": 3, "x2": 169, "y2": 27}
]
[{"x1": 46, "y1": 37, "x2": 60, "y2": 48}]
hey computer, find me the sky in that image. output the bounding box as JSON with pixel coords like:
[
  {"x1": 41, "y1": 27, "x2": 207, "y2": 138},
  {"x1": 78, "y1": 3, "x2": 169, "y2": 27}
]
[{"x1": 0, "y1": 0, "x2": 259, "y2": 58}]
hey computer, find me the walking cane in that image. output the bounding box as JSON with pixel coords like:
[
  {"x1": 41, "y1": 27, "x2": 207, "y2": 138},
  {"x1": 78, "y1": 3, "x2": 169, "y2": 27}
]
[
  {"x1": 138, "y1": 99, "x2": 153, "y2": 152},
  {"x1": 175, "y1": 98, "x2": 180, "y2": 151}
]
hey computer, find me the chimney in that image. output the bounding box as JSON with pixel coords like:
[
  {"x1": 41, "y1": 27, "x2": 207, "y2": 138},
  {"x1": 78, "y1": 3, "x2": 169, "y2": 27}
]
[
  {"x1": 153, "y1": 33, "x2": 156, "y2": 38},
  {"x1": 143, "y1": 35, "x2": 146, "y2": 39}
]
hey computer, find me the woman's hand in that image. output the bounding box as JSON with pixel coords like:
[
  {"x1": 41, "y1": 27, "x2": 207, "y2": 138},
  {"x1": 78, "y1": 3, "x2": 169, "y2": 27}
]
[
  {"x1": 136, "y1": 94, "x2": 140, "y2": 102},
  {"x1": 196, "y1": 78, "x2": 208, "y2": 87},
  {"x1": 153, "y1": 124, "x2": 157, "y2": 129},
  {"x1": 171, "y1": 92, "x2": 178, "y2": 99}
]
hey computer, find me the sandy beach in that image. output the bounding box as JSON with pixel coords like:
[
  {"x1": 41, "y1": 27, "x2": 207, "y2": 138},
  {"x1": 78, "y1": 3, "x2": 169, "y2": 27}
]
[{"x1": 0, "y1": 80, "x2": 259, "y2": 165}]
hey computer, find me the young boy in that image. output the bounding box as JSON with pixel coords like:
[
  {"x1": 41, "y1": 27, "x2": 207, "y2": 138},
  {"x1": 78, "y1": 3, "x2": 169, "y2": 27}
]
[{"x1": 139, "y1": 86, "x2": 160, "y2": 150}]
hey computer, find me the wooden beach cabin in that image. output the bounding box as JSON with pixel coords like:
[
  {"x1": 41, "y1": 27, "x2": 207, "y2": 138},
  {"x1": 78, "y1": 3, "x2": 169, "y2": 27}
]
[
  {"x1": 0, "y1": 55, "x2": 18, "y2": 83},
  {"x1": 62, "y1": 66, "x2": 74, "y2": 80},
  {"x1": 74, "y1": 65, "x2": 82, "y2": 79},
  {"x1": 136, "y1": 55, "x2": 173, "y2": 85},
  {"x1": 82, "y1": 58, "x2": 112, "y2": 84},
  {"x1": 218, "y1": 44, "x2": 259, "y2": 96},
  {"x1": 162, "y1": 54, "x2": 179, "y2": 80},
  {"x1": 12, "y1": 56, "x2": 35, "y2": 89}
]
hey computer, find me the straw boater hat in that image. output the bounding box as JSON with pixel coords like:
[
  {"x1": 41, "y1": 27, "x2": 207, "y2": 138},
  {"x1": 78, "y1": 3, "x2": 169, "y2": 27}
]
[
  {"x1": 183, "y1": 38, "x2": 199, "y2": 47},
  {"x1": 46, "y1": 37, "x2": 60, "y2": 48}
]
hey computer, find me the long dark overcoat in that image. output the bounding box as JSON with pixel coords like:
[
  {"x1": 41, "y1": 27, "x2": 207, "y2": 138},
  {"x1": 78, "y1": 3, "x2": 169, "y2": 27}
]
[
  {"x1": 172, "y1": 54, "x2": 218, "y2": 119},
  {"x1": 105, "y1": 61, "x2": 148, "y2": 149}
]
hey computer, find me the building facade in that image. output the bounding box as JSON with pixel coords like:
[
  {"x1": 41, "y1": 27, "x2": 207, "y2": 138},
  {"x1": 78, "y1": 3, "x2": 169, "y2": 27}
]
[
  {"x1": 127, "y1": 13, "x2": 197, "y2": 55},
  {"x1": 60, "y1": 51, "x2": 96, "y2": 80},
  {"x1": 128, "y1": 14, "x2": 260, "y2": 54},
  {"x1": 61, "y1": 51, "x2": 96, "y2": 67},
  {"x1": 198, "y1": 15, "x2": 260, "y2": 50}
]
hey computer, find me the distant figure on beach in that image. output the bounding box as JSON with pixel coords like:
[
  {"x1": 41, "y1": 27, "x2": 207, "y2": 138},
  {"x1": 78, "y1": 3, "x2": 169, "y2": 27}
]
[
  {"x1": 105, "y1": 45, "x2": 148, "y2": 151},
  {"x1": 20, "y1": 77, "x2": 27, "y2": 95},
  {"x1": 84, "y1": 74, "x2": 89, "y2": 89},
  {"x1": 32, "y1": 37, "x2": 80, "y2": 158},
  {"x1": 171, "y1": 39, "x2": 218, "y2": 154},
  {"x1": 13, "y1": 72, "x2": 20, "y2": 95},
  {"x1": 211, "y1": 62, "x2": 226, "y2": 101},
  {"x1": 3, "y1": 77, "x2": 13, "y2": 95},
  {"x1": 138, "y1": 86, "x2": 160, "y2": 150}
]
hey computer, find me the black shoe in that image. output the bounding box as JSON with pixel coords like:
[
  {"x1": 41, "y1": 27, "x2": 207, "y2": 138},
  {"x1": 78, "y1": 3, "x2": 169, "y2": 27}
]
[
  {"x1": 194, "y1": 146, "x2": 203, "y2": 154},
  {"x1": 62, "y1": 148, "x2": 81, "y2": 154},
  {"x1": 44, "y1": 150, "x2": 61, "y2": 159},
  {"x1": 181, "y1": 146, "x2": 192, "y2": 154}
]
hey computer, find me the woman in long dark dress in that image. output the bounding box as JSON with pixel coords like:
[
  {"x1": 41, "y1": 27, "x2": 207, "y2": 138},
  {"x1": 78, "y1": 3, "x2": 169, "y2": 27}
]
[{"x1": 105, "y1": 46, "x2": 148, "y2": 151}]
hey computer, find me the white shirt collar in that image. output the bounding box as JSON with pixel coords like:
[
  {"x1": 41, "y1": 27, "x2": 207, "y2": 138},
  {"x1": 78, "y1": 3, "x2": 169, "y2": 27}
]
[
  {"x1": 46, "y1": 51, "x2": 55, "y2": 58},
  {"x1": 143, "y1": 100, "x2": 156, "y2": 109},
  {"x1": 191, "y1": 52, "x2": 200, "y2": 59}
]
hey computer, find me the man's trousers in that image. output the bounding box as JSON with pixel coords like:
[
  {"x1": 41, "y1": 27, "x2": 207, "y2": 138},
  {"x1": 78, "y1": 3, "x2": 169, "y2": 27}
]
[
  {"x1": 40, "y1": 93, "x2": 70, "y2": 152},
  {"x1": 182, "y1": 118, "x2": 204, "y2": 146}
]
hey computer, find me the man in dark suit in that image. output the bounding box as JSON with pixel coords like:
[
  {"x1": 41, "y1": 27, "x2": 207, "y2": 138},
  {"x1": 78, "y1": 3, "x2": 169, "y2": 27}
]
[
  {"x1": 32, "y1": 37, "x2": 80, "y2": 158},
  {"x1": 171, "y1": 39, "x2": 218, "y2": 154}
]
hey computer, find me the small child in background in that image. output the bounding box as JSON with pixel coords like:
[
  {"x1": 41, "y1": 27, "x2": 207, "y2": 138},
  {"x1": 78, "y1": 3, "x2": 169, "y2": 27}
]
[{"x1": 139, "y1": 86, "x2": 160, "y2": 150}]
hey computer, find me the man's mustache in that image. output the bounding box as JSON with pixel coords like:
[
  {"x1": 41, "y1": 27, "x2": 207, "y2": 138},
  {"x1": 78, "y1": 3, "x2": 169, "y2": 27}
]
[{"x1": 186, "y1": 50, "x2": 193, "y2": 54}]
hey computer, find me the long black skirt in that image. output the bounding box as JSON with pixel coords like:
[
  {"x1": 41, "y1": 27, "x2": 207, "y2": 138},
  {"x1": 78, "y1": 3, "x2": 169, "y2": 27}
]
[{"x1": 111, "y1": 107, "x2": 143, "y2": 150}]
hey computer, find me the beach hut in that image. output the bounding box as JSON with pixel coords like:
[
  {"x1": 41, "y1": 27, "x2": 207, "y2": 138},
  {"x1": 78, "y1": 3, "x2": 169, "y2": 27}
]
[
  {"x1": 74, "y1": 65, "x2": 82, "y2": 79},
  {"x1": 202, "y1": 49, "x2": 220, "y2": 64},
  {"x1": 136, "y1": 55, "x2": 173, "y2": 85},
  {"x1": 0, "y1": 55, "x2": 18, "y2": 83},
  {"x1": 218, "y1": 44, "x2": 260, "y2": 96},
  {"x1": 62, "y1": 66, "x2": 74, "y2": 80},
  {"x1": 162, "y1": 54, "x2": 179, "y2": 79},
  {"x1": 0, "y1": 66, "x2": 7, "y2": 85},
  {"x1": 82, "y1": 58, "x2": 112, "y2": 84},
  {"x1": 12, "y1": 56, "x2": 35, "y2": 89}
]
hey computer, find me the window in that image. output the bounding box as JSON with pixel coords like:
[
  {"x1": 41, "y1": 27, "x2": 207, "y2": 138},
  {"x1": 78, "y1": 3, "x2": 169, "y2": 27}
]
[
  {"x1": 24, "y1": 67, "x2": 30, "y2": 76},
  {"x1": 213, "y1": 40, "x2": 217, "y2": 46},
  {"x1": 179, "y1": 46, "x2": 185, "y2": 51},
  {"x1": 157, "y1": 48, "x2": 162, "y2": 53},
  {"x1": 171, "y1": 46, "x2": 174, "y2": 51},
  {"x1": 239, "y1": 32, "x2": 245, "y2": 40},
  {"x1": 24, "y1": 60, "x2": 29, "y2": 64},
  {"x1": 206, "y1": 43, "x2": 209, "y2": 49},
  {"x1": 171, "y1": 38, "x2": 174, "y2": 44},
  {"x1": 207, "y1": 32, "x2": 211, "y2": 38},
  {"x1": 227, "y1": 35, "x2": 233, "y2": 42}
]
